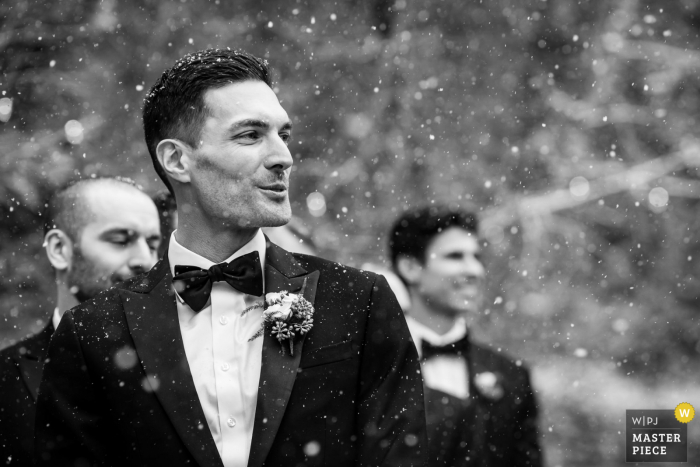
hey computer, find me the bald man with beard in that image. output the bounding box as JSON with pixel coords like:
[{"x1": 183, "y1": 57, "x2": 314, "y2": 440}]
[{"x1": 0, "y1": 177, "x2": 161, "y2": 466}]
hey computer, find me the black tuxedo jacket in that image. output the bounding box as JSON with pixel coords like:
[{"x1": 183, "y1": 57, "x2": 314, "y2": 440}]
[
  {"x1": 0, "y1": 322, "x2": 53, "y2": 467},
  {"x1": 35, "y1": 241, "x2": 427, "y2": 467},
  {"x1": 423, "y1": 340, "x2": 542, "y2": 467}
]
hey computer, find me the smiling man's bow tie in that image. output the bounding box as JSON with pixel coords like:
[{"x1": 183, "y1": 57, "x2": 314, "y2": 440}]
[
  {"x1": 421, "y1": 335, "x2": 470, "y2": 360},
  {"x1": 173, "y1": 251, "x2": 263, "y2": 312}
]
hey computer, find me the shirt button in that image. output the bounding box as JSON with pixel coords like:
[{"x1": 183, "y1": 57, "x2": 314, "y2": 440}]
[
  {"x1": 219, "y1": 316, "x2": 229, "y2": 325},
  {"x1": 227, "y1": 417, "x2": 236, "y2": 427},
  {"x1": 221, "y1": 363, "x2": 230, "y2": 371}
]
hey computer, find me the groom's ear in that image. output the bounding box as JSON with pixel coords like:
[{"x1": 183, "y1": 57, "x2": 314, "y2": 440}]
[{"x1": 156, "y1": 139, "x2": 192, "y2": 185}]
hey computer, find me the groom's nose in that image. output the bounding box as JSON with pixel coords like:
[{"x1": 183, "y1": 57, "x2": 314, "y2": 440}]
[{"x1": 264, "y1": 135, "x2": 293, "y2": 173}]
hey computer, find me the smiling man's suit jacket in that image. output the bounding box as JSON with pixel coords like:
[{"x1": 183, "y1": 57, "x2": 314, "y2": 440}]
[
  {"x1": 0, "y1": 322, "x2": 53, "y2": 467},
  {"x1": 424, "y1": 341, "x2": 541, "y2": 467},
  {"x1": 34, "y1": 241, "x2": 427, "y2": 467}
]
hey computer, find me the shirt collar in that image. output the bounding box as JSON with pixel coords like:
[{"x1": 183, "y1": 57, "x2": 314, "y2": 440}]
[
  {"x1": 52, "y1": 307, "x2": 61, "y2": 331},
  {"x1": 405, "y1": 315, "x2": 468, "y2": 358},
  {"x1": 168, "y1": 229, "x2": 267, "y2": 303}
]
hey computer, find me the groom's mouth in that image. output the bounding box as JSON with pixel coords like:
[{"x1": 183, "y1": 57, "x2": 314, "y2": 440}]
[{"x1": 258, "y1": 183, "x2": 288, "y2": 199}]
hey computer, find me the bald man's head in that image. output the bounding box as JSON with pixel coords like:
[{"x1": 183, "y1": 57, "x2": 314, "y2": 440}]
[
  {"x1": 43, "y1": 177, "x2": 162, "y2": 303},
  {"x1": 44, "y1": 178, "x2": 142, "y2": 242}
]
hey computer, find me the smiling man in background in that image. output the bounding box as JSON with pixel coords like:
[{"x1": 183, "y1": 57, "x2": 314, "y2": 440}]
[
  {"x1": 0, "y1": 177, "x2": 161, "y2": 467},
  {"x1": 390, "y1": 205, "x2": 542, "y2": 467}
]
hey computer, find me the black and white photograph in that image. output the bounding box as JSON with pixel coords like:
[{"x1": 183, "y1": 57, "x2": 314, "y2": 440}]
[{"x1": 0, "y1": 1, "x2": 698, "y2": 466}]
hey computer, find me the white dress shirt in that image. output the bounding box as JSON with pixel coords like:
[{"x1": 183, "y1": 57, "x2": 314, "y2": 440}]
[
  {"x1": 405, "y1": 316, "x2": 470, "y2": 400},
  {"x1": 168, "y1": 229, "x2": 266, "y2": 467}
]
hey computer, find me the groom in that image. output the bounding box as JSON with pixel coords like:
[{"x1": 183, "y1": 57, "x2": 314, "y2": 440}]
[{"x1": 35, "y1": 49, "x2": 427, "y2": 467}]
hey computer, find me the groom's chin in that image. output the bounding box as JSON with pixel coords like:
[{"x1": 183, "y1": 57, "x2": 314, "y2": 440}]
[
  {"x1": 247, "y1": 200, "x2": 292, "y2": 228},
  {"x1": 261, "y1": 206, "x2": 293, "y2": 228}
]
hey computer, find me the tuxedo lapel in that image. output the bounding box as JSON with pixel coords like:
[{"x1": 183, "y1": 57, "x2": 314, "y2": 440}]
[
  {"x1": 248, "y1": 241, "x2": 320, "y2": 467},
  {"x1": 17, "y1": 323, "x2": 53, "y2": 401},
  {"x1": 18, "y1": 358, "x2": 43, "y2": 401},
  {"x1": 121, "y1": 258, "x2": 223, "y2": 467}
]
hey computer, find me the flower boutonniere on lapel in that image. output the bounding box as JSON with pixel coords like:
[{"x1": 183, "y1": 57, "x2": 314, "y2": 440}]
[
  {"x1": 244, "y1": 280, "x2": 314, "y2": 356},
  {"x1": 474, "y1": 371, "x2": 505, "y2": 401}
]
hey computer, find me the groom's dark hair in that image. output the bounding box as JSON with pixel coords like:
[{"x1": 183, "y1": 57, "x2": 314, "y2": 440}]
[
  {"x1": 389, "y1": 205, "x2": 478, "y2": 284},
  {"x1": 143, "y1": 48, "x2": 272, "y2": 194}
]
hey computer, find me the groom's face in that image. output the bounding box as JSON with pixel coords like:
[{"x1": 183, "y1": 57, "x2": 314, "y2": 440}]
[{"x1": 187, "y1": 80, "x2": 293, "y2": 229}]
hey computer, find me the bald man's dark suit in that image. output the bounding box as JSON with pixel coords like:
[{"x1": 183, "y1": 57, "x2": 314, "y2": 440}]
[
  {"x1": 34, "y1": 241, "x2": 427, "y2": 467},
  {"x1": 0, "y1": 322, "x2": 53, "y2": 466}
]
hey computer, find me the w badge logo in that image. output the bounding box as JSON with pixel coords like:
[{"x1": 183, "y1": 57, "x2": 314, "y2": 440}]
[{"x1": 675, "y1": 402, "x2": 695, "y2": 424}]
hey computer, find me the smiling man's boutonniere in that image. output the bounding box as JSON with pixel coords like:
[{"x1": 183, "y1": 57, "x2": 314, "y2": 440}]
[
  {"x1": 474, "y1": 371, "x2": 505, "y2": 401},
  {"x1": 243, "y1": 280, "x2": 314, "y2": 356}
]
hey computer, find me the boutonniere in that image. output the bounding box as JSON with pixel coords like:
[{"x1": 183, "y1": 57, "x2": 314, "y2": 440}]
[
  {"x1": 243, "y1": 279, "x2": 314, "y2": 356},
  {"x1": 474, "y1": 371, "x2": 505, "y2": 401}
]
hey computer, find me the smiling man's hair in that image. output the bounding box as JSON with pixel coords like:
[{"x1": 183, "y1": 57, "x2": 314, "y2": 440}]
[
  {"x1": 389, "y1": 206, "x2": 478, "y2": 283},
  {"x1": 43, "y1": 177, "x2": 142, "y2": 243},
  {"x1": 143, "y1": 48, "x2": 272, "y2": 194}
]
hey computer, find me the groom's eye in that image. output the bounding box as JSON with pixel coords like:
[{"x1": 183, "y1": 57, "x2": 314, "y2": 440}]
[
  {"x1": 279, "y1": 132, "x2": 292, "y2": 145},
  {"x1": 237, "y1": 131, "x2": 260, "y2": 142}
]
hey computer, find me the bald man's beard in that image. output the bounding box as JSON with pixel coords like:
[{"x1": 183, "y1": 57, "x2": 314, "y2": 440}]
[{"x1": 66, "y1": 252, "x2": 130, "y2": 303}]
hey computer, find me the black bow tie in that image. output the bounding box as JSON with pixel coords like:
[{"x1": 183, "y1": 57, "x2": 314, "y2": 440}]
[
  {"x1": 173, "y1": 251, "x2": 263, "y2": 312},
  {"x1": 421, "y1": 334, "x2": 470, "y2": 360}
]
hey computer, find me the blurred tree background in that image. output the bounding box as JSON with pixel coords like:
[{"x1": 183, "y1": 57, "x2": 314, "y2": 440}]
[{"x1": 1, "y1": 0, "x2": 699, "y2": 465}]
